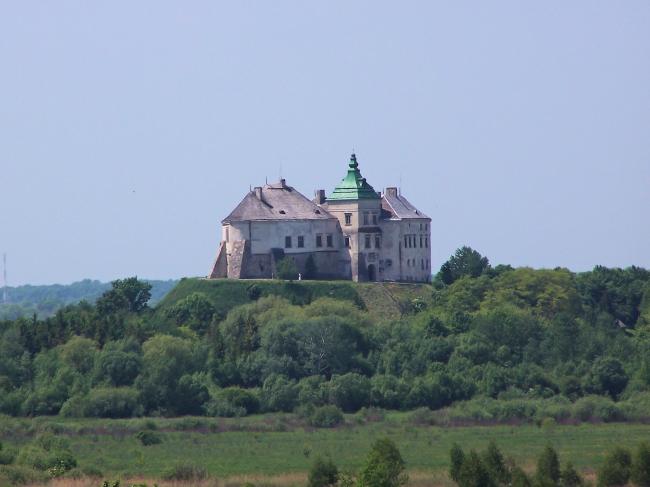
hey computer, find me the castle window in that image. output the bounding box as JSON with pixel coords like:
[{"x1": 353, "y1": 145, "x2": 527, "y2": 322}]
[
  {"x1": 326, "y1": 234, "x2": 333, "y2": 247},
  {"x1": 365, "y1": 234, "x2": 371, "y2": 249},
  {"x1": 344, "y1": 213, "x2": 352, "y2": 226},
  {"x1": 420, "y1": 223, "x2": 422, "y2": 230},
  {"x1": 425, "y1": 223, "x2": 428, "y2": 231},
  {"x1": 421, "y1": 259, "x2": 424, "y2": 270},
  {"x1": 420, "y1": 235, "x2": 423, "y2": 247},
  {"x1": 404, "y1": 236, "x2": 408, "y2": 248},
  {"x1": 285, "y1": 236, "x2": 292, "y2": 248},
  {"x1": 372, "y1": 213, "x2": 377, "y2": 225},
  {"x1": 425, "y1": 237, "x2": 428, "y2": 248},
  {"x1": 344, "y1": 236, "x2": 350, "y2": 248},
  {"x1": 363, "y1": 212, "x2": 369, "y2": 225},
  {"x1": 375, "y1": 235, "x2": 381, "y2": 249},
  {"x1": 316, "y1": 235, "x2": 322, "y2": 248},
  {"x1": 297, "y1": 236, "x2": 304, "y2": 248}
]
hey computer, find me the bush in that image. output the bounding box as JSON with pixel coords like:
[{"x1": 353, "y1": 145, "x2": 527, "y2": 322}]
[
  {"x1": 0, "y1": 444, "x2": 17, "y2": 465},
  {"x1": 561, "y1": 462, "x2": 583, "y2": 487},
  {"x1": 328, "y1": 373, "x2": 371, "y2": 413},
  {"x1": 598, "y1": 447, "x2": 632, "y2": 487},
  {"x1": 276, "y1": 258, "x2": 299, "y2": 281},
  {"x1": 358, "y1": 438, "x2": 407, "y2": 487},
  {"x1": 308, "y1": 405, "x2": 344, "y2": 428},
  {"x1": 536, "y1": 445, "x2": 560, "y2": 487},
  {"x1": 308, "y1": 456, "x2": 338, "y2": 487},
  {"x1": 206, "y1": 387, "x2": 260, "y2": 417},
  {"x1": 449, "y1": 443, "x2": 465, "y2": 483},
  {"x1": 162, "y1": 463, "x2": 208, "y2": 481},
  {"x1": 135, "y1": 430, "x2": 162, "y2": 446},
  {"x1": 632, "y1": 442, "x2": 650, "y2": 487},
  {"x1": 457, "y1": 450, "x2": 493, "y2": 487},
  {"x1": 85, "y1": 387, "x2": 143, "y2": 418},
  {"x1": 482, "y1": 441, "x2": 509, "y2": 485},
  {"x1": 0, "y1": 465, "x2": 49, "y2": 485}
]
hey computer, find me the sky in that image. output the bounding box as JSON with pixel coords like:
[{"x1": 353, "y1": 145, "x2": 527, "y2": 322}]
[{"x1": 1, "y1": 1, "x2": 649, "y2": 286}]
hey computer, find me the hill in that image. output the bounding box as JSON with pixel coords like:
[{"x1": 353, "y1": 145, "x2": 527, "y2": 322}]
[{"x1": 156, "y1": 278, "x2": 434, "y2": 323}]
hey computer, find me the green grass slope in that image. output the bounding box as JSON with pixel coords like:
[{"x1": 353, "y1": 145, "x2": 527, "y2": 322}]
[{"x1": 156, "y1": 278, "x2": 433, "y2": 322}]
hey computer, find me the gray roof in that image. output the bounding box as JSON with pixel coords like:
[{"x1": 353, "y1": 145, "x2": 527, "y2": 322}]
[
  {"x1": 223, "y1": 181, "x2": 336, "y2": 223},
  {"x1": 381, "y1": 192, "x2": 430, "y2": 220}
]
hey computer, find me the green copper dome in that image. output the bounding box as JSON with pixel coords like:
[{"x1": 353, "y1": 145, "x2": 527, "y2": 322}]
[{"x1": 328, "y1": 153, "x2": 380, "y2": 201}]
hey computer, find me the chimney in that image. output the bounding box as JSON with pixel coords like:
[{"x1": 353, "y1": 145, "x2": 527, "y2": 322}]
[
  {"x1": 314, "y1": 189, "x2": 326, "y2": 204},
  {"x1": 254, "y1": 186, "x2": 263, "y2": 200},
  {"x1": 280, "y1": 178, "x2": 287, "y2": 188},
  {"x1": 385, "y1": 187, "x2": 398, "y2": 197}
]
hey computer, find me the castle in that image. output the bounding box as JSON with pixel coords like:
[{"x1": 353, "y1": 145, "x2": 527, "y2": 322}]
[{"x1": 209, "y1": 154, "x2": 431, "y2": 282}]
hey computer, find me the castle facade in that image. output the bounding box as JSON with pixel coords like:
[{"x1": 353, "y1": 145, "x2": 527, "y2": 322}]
[{"x1": 209, "y1": 154, "x2": 431, "y2": 282}]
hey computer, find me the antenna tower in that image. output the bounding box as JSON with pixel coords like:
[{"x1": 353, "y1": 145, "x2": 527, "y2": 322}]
[{"x1": 2, "y1": 253, "x2": 7, "y2": 304}]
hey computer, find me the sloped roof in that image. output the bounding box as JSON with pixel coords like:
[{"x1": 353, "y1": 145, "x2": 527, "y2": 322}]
[
  {"x1": 222, "y1": 181, "x2": 336, "y2": 223},
  {"x1": 381, "y1": 191, "x2": 430, "y2": 220},
  {"x1": 328, "y1": 153, "x2": 381, "y2": 201}
]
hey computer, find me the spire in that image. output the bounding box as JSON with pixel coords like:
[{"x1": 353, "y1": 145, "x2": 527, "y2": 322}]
[{"x1": 328, "y1": 153, "x2": 380, "y2": 201}]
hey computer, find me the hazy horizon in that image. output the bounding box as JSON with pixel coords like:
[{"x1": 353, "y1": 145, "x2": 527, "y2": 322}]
[{"x1": 2, "y1": 2, "x2": 649, "y2": 286}]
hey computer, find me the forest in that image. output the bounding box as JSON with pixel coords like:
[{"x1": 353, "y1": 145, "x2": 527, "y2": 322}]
[{"x1": 1, "y1": 247, "x2": 649, "y2": 424}]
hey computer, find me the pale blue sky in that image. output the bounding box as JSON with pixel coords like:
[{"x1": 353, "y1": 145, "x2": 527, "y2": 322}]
[{"x1": 1, "y1": 1, "x2": 649, "y2": 285}]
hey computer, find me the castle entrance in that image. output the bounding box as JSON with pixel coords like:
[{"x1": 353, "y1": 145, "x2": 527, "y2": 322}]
[{"x1": 367, "y1": 264, "x2": 377, "y2": 281}]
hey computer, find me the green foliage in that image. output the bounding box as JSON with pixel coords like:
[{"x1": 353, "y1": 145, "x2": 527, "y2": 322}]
[
  {"x1": 135, "y1": 430, "x2": 162, "y2": 446},
  {"x1": 536, "y1": 445, "x2": 560, "y2": 487},
  {"x1": 308, "y1": 405, "x2": 344, "y2": 428},
  {"x1": 438, "y1": 246, "x2": 491, "y2": 285},
  {"x1": 449, "y1": 443, "x2": 465, "y2": 482},
  {"x1": 561, "y1": 462, "x2": 583, "y2": 487},
  {"x1": 307, "y1": 456, "x2": 338, "y2": 487},
  {"x1": 96, "y1": 277, "x2": 152, "y2": 314},
  {"x1": 597, "y1": 446, "x2": 632, "y2": 487},
  {"x1": 276, "y1": 258, "x2": 299, "y2": 281},
  {"x1": 358, "y1": 438, "x2": 407, "y2": 487},
  {"x1": 457, "y1": 450, "x2": 493, "y2": 487},
  {"x1": 632, "y1": 442, "x2": 650, "y2": 487},
  {"x1": 481, "y1": 441, "x2": 509, "y2": 485},
  {"x1": 165, "y1": 292, "x2": 215, "y2": 333},
  {"x1": 162, "y1": 462, "x2": 208, "y2": 481}
]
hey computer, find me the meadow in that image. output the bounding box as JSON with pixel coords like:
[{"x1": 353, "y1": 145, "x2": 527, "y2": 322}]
[{"x1": 2, "y1": 413, "x2": 649, "y2": 483}]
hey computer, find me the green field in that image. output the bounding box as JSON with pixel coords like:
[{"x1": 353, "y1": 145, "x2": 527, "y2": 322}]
[{"x1": 2, "y1": 414, "x2": 648, "y2": 480}]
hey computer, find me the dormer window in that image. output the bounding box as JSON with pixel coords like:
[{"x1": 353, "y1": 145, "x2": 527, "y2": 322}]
[{"x1": 279, "y1": 210, "x2": 286, "y2": 214}]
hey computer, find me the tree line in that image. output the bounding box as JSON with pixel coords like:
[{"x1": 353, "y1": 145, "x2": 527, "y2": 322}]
[{"x1": 0, "y1": 248, "x2": 649, "y2": 419}]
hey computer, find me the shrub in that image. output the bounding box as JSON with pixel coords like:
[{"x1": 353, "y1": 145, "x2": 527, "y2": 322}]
[
  {"x1": 0, "y1": 445, "x2": 16, "y2": 465},
  {"x1": 84, "y1": 387, "x2": 143, "y2": 418},
  {"x1": 598, "y1": 447, "x2": 632, "y2": 487},
  {"x1": 206, "y1": 387, "x2": 260, "y2": 417},
  {"x1": 308, "y1": 405, "x2": 344, "y2": 428},
  {"x1": 135, "y1": 430, "x2": 162, "y2": 446},
  {"x1": 358, "y1": 438, "x2": 407, "y2": 487},
  {"x1": 536, "y1": 445, "x2": 560, "y2": 487},
  {"x1": 482, "y1": 441, "x2": 509, "y2": 485},
  {"x1": 276, "y1": 258, "x2": 299, "y2": 280},
  {"x1": 328, "y1": 373, "x2": 371, "y2": 412},
  {"x1": 308, "y1": 456, "x2": 338, "y2": 487},
  {"x1": 449, "y1": 443, "x2": 465, "y2": 483},
  {"x1": 511, "y1": 466, "x2": 532, "y2": 487},
  {"x1": 561, "y1": 462, "x2": 583, "y2": 487},
  {"x1": 162, "y1": 462, "x2": 208, "y2": 481},
  {"x1": 457, "y1": 450, "x2": 493, "y2": 487},
  {"x1": 0, "y1": 465, "x2": 49, "y2": 485},
  {"x1": 632, "y1": 442, "x2": 650, "y2": 487}
]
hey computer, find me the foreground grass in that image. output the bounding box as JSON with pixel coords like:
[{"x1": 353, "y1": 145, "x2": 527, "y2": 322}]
[{"x1": 2, "y1": 414, "x2": 650, "y2": 480}]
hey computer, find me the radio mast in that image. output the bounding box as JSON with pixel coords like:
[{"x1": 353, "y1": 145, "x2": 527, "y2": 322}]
[{"x1": 2, "y1": 253, "x2": 7, "y2": 304}]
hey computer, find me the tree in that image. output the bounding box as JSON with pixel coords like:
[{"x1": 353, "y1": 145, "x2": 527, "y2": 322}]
[
  {"x1": 96, "y1": 277, "x2": 152, "y2": 314},
  {"x1": 166, "y1": 292, "x2": 215, "y2": 333},
  {"x1": 457, "y1": 450, "x2": 494, "y2": 487},
  {"x1": 585, "y1": 357, "x2": 629, "y2": 399},
  {"x1": 482, "y1": 441, "x2": 509, "y2": 485},
  {"x1": 358, "y1": 438, "x2": 407, "y2": 487},
  {"x1": 632, "y1": 442, "x2": 650, "y2": 487},
  {"x1": 561, "y1": 462, "x2": 583, "y2": 487},
  {"x1": 327, "y1": 373, "x2": 371, "y2": 412},
  {"x1": 308, "y1": 456, "x2": 338, "y2": 487},
  {"x1": 536, "y1": 445, "x2": 561, "y2": 487},
  {"x1": 597, "y1": 447, "x2": 631, "y2": 487},
  {"x1": 450, "y1": 443, "x2": 466, "y2": 483},
  {"x1": 305, "y1": 254, "x2": 318, "y2": 280},
  {"x1": 276, "y1": 258, "x2": 299, "y2": 281},
  {"x1": 437, "y1": 247, "x2": 490, "y2": 285}
]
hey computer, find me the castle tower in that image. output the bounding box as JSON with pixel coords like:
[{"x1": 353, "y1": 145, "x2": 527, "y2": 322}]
[{"x1": 323, "y1": 154, "x2": 383, "y2": 281}]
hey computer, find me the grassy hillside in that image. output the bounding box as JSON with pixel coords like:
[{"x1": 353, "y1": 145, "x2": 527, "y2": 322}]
[{"x1": 156, "y1": 278, "x2": 433, "y2": 322}]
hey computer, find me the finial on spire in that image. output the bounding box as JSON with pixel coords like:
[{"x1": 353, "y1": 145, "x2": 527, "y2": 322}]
[{"x1": 349, "y1": 152, "x2": 358, "y2": 169}]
